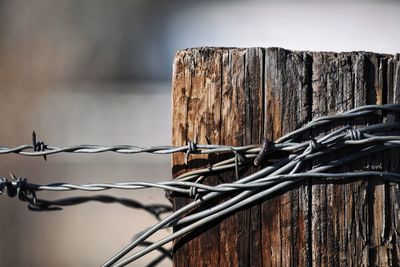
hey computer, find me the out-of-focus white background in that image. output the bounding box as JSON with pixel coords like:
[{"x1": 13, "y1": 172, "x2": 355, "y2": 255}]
[{"x1": 0, "y1": 0, "x2": 399, "y2": 266}]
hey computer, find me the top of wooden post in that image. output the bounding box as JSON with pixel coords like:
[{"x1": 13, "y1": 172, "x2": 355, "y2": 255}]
[{"x1": 171, "y1": 47, "x2": 400, "y2": 267}]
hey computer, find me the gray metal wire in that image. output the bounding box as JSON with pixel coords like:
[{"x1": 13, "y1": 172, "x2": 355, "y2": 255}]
[
  {"x1": 105, "y1": 141, "x2": 400, "y2": 267},
  {"x1": 0, "y1": 104, "x2": 397, "y2": 159},
  {"x1": 0, "y1": 143, "x2": 259, "y2": 156},
  {"x1": 0, "y1": 103, "x2": 400, "y2": 267}
]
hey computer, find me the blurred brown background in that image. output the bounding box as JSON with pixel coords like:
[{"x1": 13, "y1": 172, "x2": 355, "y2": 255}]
[{"x1": 0, "y1": 0, "x2": 399, "y2": 266}]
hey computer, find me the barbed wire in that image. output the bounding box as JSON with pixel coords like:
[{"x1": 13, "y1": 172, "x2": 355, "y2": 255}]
[
  {"x1": 2, "y1": 170, "x2": 399, "y2": 204},
  {"x1": 0, "y1": 104, "x2": 398, "y2": 159},
  {"x1": 0, "y1": 141, "x2": 259, "y2": 156},
  {"x1": 0, "y1": 103, "x2": 400, "y2": 266},
  {"x1": 101, "y1": 137, "x2": 400, "y2": 267}
]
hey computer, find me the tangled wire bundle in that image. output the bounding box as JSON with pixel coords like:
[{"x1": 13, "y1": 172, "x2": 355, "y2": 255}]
[{"x1": 1, "y1": 104, "x2": 400, "y2": 266}]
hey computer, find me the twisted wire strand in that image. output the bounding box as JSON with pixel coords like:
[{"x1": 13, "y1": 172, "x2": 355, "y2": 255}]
[
  {"x1": 100, "y1": 122, "x2": 400, "y2": 266},
  {"x1": 276, "y1": 103, "x2": 400, "y2": 143},
  {"x1": 1, "y1": 103, "x2": 400, "y2": 266},
  {"x1": 0, "y1": 104, "x2": 398, "y2": 158},
  {"x1": 1, "y1": 132, "x2": 398, "y2": 199},
  {"x1": 166, "y1": 130, "x2": 400, "y2": 228},
  {"x1": 106, "y1": 141, "x2": 400, "y2": 267},
  {"x1": 2, "y1": 170, "x2": 398, "y2": 197},
  {"x1": 103, "y1": 109, "x2": 400, "y2": 266},
  {"x1": 2, "y1": 123, "x2": 399, "y2": 266},
  {"x1": 0, "y1": 143, "x2": 260, "y2": 156}
]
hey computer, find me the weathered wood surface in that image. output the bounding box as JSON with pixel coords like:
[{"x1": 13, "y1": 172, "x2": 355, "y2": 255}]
[{"x1": 172, "y1": 47, "x2": 400, "y2": 266}]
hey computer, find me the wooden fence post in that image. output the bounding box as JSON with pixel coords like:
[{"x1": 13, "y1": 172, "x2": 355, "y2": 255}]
[{"x1": 171, "y1": 47, "x2": 400, "y2": 266}]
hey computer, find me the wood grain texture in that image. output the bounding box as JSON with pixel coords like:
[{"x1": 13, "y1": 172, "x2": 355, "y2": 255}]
[
  {"x1": 311, "y1": 52, "x2": 370, "y2": 266},
  {"x1": 218, "y1": 48, "x2": 264, "y2": 267},
  {"x1": 172, "y1": 48, "x2": 223, "y2": 267},
  {"x1": 171, "y1": 47, "x2": 400, "y2": 267},
  {"x1": 262, "y1": 48, "x2": 312, "y2": 267},
  {"x1": 310, "y1": 51, "x2": 400, "y2": 266}
]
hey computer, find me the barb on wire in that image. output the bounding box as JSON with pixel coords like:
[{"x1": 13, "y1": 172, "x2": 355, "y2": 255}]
[
  {"x1": 0, "y1": 141, "x2": 259, "y2": 157},
  {"x1": 2, "y1": 127, "x2": 400, "y2": 266},
  {"x1": 32, "y1": 130, "x2": 48, "y2": 160},
  {"x1": 0, "y1": 104, "x2": 397, "y2": 160},
  {"x1": 1, "y1": 104, "x2": 400, "y2": 266},
  {"x1": 0, "y1": 175, "x2": 172, "y2": 218},
  {"x1": 103, "y1": 144, "x2": 400, "y2": 267},
  {"x1": 98, "y1": 105, "x2": 400, "y2": 267}
]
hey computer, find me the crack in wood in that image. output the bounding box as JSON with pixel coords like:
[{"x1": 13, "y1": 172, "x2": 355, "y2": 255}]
[{"x1": 172, "y1": 47, "x2": 400, "y2": 267}]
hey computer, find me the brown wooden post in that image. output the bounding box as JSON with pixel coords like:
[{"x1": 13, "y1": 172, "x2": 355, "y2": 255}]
[{"x1": 172, "y1": 47, "x2": 400, "y2": 266}]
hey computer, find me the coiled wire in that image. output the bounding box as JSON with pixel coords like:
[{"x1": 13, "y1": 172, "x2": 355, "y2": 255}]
[{"x1": 1, "y1": 104, "x2": 400, "y2": 266}]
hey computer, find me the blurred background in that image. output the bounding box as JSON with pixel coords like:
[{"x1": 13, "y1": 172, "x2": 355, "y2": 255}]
[{"x1": 0, "y1": 0, "x2": 399, "y2": 266}]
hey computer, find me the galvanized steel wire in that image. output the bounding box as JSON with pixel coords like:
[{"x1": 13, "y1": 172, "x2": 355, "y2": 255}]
[
  {"x1": 1, "y1": 103, "x2": 400, "y2": 266},
  {"x1": 0, "y1": 104, "x2": 398, "y2": 158}
]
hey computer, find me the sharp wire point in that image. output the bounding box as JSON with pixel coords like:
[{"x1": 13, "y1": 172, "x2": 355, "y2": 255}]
[
  {"x1": 32, "y1": 130, "x2": 37, "y2": 151},
  {"x1": 0, "y1": 104, "x2": 399, "y2": 265},
  {"x1": 9, "y1": 171, "x2": 16, "y2": 180}
]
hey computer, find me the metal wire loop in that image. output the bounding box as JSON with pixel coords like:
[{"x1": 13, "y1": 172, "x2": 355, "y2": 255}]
[
  {"x1": 185, "y1": 141, "x2": 198, "y2": 165},
  {"x1": 348, "y1": 129, "x2": 363, "y2": 141},
  {"x1": 0, "y1": 175, "x2": 41, "y2": 211},
  {"x1": 0, "y1": 176, "x2": 26, "y2": 199},
  {"x1": 189, "y1": 176, "x2": 204, "y2": 201},
  {"x1": 189, "y1": 186, "x2": 198, "y2": 198},
  {"x1": 309, "y1": 137, "x2": 322, "y2": 152},
  {"x1": 254, "y1": 139, "x2": 273, "y2": 166},
  {"x1": 1, "y1": 104, "x2": 400, "y2": 266}
]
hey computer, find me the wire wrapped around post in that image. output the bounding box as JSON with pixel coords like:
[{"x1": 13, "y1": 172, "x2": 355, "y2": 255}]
[{"x1": 0, "y1": 104, "x2": 400, "y2": 266}]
